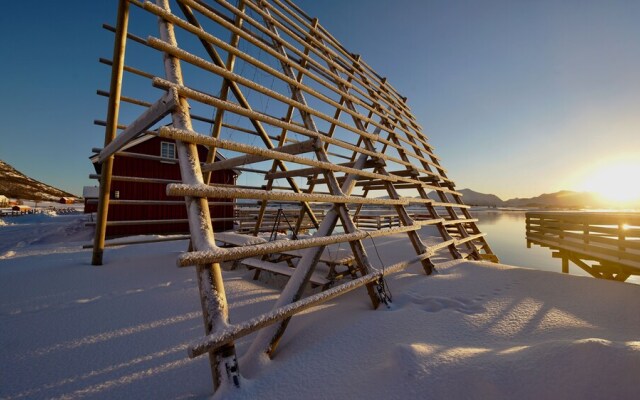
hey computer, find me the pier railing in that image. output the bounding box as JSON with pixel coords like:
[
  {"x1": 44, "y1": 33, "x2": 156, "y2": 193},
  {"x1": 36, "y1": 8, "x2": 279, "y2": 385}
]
[{"x1": 525, "y1": 211, "x2": 640, "y2": 281}]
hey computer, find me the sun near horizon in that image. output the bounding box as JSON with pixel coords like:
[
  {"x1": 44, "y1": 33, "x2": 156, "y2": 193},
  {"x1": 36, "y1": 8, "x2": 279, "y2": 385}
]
[{"x1": 572, "y1": 156, "x2": 640, "y2": 206}]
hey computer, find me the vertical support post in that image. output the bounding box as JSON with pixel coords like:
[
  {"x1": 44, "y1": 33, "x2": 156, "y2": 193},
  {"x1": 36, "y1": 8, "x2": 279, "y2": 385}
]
[
  {"x1": 618, "y1": 223, "x2": 626, "y2": 253},
  {"x1": 155, "y1": 0, "x2": 239, "y2": 391},
  {"x1": 583, "y1": 222, "x2": 589, "y2": 245},
  {"x1": 92, "y1": 0, "x2": 129, "y2": 266},
  {"x1": 562, "y1": 255, "x2": 569, "y2": 274}
]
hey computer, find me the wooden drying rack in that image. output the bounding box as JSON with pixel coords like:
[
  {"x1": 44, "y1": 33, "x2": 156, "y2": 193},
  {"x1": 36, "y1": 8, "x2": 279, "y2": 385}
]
[{"x1": 91, "y1": 0, "x2": 499, "y2": 392}]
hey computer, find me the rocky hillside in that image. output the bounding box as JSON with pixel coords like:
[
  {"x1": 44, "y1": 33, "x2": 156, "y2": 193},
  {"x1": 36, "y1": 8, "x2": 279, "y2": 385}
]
[{"x1": 0, "y1": 160, "x2": 77, "y2": 201}]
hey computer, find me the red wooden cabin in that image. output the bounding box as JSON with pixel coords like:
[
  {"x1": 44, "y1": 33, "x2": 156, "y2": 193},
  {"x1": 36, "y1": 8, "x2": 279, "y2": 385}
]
[{"x1": 88, "y1": 135, "x2": 238, "y2": 237}]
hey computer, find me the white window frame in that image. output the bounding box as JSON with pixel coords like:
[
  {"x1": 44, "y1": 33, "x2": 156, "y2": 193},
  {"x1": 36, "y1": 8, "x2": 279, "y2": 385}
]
[{"x1": 160, "y1": 141, "x2": 176, "y2": 160}]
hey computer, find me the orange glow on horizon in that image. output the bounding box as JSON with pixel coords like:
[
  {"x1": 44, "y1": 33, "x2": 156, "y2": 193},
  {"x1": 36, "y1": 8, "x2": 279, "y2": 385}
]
[{"x1": 576, "y1": 158, "x2": 640, "y2": 205}]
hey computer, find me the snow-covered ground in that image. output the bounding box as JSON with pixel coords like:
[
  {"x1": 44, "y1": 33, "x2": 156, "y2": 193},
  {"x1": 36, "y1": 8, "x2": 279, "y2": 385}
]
[{"x1": 1, "y1": 213, "x2": 639, "y2": 399}]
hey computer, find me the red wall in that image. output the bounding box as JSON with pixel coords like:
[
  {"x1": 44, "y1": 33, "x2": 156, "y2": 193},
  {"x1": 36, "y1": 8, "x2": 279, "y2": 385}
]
[{"x1": 88, "y1": 137, "x2": 236, "y2": 237}]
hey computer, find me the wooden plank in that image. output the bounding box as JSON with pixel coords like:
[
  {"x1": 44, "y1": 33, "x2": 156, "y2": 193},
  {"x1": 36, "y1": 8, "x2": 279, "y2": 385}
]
[
  {"x1": 187, "y1": 251, "x2": 435, "y2": 359},
  {"x1": 177, "y1": 224, "x2": 422, "y2": 266},
  {"x1": 202, "y1": 139, "x2": 316, "y2": 171},
  {"x1": 166, "y1": 1, "x2": 320, "y2": 232},
  {"x1": 240, "y1": 258, "x2": 329, "y2": 287},
  {"x1": 155, "y1": 0, "x2": 238, "y2": 389},
  {"x1": 265, "y1": 159, "x2": 380, "y2": 180},
  {"x1": 167, "y1": 183, "x2": 413, "y2": 206},
  {"x1": 158, "y1": 126, "x2": 465, "y2": 197},
  {"x1": 97, "y1": 89, "x2": 177, "y2": 163}
]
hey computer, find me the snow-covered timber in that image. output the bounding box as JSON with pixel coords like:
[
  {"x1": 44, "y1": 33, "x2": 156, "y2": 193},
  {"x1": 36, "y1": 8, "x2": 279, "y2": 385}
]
[
  {"x1": 94, "y1": 0, "x2": 499, "y2": 393},
  {"x1": 178, "y1": 224, "x2": 422, "y2": 265},
  {"x1": 187, "y1": 248, "x2": 447, "y2": 358},
  {"x1": 97, "y1": 88, "x2": 178, "y2": 163},
  {"x1": 155, "y1": 125, "x2": 461, "y2": 194}
]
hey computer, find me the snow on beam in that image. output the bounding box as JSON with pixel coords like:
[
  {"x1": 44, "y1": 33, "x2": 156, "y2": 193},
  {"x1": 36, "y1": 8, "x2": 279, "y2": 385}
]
[
  {"x1": 150, "y1": 78, "x2": 453, "y2": 187},
  {"x1": 203, "y1": 139, "x2": 316, "y2": 171},
  {"x1": 186, "y1": 245, "x2": 462, "y2": 358},
  {"x1": 97, "y1": 88, "x2": 178, "y2": 163},
  {"x1": 166, "y1": 183, "x2": 411, "y2": 206},
  {"x1": 156, "y1": 126, "x2": 461, "y2": 195},
  {"x1": 176, "y1": 224, "x2": 422, "y2": 266},
  {"x1": 264, "y1": 159, "x2": 382, "y2": 180}
]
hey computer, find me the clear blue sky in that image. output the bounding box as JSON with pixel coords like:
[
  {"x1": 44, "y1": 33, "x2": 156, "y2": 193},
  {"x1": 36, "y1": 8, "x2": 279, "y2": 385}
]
[{"x1": 1, "y1": 0, "x2": 639, "y2": 199}]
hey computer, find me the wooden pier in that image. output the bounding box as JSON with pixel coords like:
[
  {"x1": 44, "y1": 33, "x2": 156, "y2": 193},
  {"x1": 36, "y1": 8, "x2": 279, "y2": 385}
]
[{"x1": 526, "y1": 211, "x2": 640, "y2": 282}]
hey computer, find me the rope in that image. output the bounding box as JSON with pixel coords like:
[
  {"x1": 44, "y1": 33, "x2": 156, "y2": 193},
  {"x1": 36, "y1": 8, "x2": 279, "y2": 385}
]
[{"x1": 365, "y1": 231, "x2": 392, "y2": 307}]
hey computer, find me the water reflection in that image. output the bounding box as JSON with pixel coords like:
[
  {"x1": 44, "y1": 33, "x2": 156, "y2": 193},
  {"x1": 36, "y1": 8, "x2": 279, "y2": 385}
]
[{"x1": 472, "y1": 209, "x2": 639, "y2": 285}]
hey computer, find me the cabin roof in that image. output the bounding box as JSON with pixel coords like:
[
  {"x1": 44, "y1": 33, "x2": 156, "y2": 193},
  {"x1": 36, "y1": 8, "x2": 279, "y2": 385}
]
[{"x1": 89, "y1": 134, "x2": 239, "y2": 175}]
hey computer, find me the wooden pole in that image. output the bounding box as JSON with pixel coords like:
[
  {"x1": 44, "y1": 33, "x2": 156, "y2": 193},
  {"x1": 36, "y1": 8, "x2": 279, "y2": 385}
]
[
  {"x1": 155, "y1": 0, "x2": 239, "y2": 390},
  {"x1": 92, "y1": 0, "x2": 129, "y2": 266}
]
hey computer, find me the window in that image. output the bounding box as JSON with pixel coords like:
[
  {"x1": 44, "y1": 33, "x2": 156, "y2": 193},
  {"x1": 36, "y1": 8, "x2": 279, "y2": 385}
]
[{"x1": 161, "y1": 142, "x2": 176, "y2": 159}]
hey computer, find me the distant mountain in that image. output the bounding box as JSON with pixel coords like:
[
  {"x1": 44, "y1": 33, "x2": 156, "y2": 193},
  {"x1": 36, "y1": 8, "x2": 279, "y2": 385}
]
[
  {"x1": 0, "y1": 160, "x2": 76, "y2": 201},
  {"x1": 457, "y1": 189, "x2": 505, "y2": 206},
  {"x1": 415, "y1": 188, "x2": 630, "y2": 209},
  {"x1": 503, "y1": 190, "x2": 604, "y2": 208},
  {"x1": 422, "y1": 188, "x2": 505, "y2": 206}
]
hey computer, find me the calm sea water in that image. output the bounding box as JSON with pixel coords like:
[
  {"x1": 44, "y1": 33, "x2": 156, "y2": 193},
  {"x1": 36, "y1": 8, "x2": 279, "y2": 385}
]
[{"x1": 473, "y1": 209, "x2": 639, "y2": 285}]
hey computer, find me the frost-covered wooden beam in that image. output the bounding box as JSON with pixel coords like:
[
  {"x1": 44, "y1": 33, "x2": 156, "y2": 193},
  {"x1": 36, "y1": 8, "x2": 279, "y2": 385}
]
[
  {"x1": 147, "y1": 36, "x2": 424, "y2": 161},
  {"x1": 186, "y1": 243, "x2": 459, "y2": 358},
  {"x1": 154, "y1": 0, "x2": 239, "y2": 390},
  {"x1": 265, "y1": 159, "x2": 381, "y2": 180},
  {"x1": 101, "y1": 217, "x2": 245, "y2": 226},
  {"x1": 96, "y1": 89, "x2": 220, "y2": 127},
  {"x1": 233, "y1": 0, "x2": 416, "y2": 133},
  {"x1": 263, "y1": 4, "x2": 421, "y2": 146},
  {"x1": 203, "y1": 139, "x2": 315, "y2": 171},
  {"x1": 152, "y1": 78, "x2": 448, "y2": 182},
  {"x1": 97, "y1": 88, "x2": 178, "y2": 163},
  {"x1": 166, "y1": 184, "x2": 412, "y2": 206},
  {"x1": 86, "y1": 199, "x2": 234, "y2": 206},
  {"x1": 155, "y1": 122, "x2": 461, "y2": 195},
  {"x1": 177, "y1": 0, "x2": 245, "y2": 184},
  {"x1": 145, "y1": 0, "x2": 429, "y2": 155},
  {"x1": 311, "y1": 37, "x2": 436, "y2": 279},
  {"x1": 244, "y1": 4, "x2": 388, "y2": 359},
  {"x1": 150, "y1": 1, "x2": 321, "y2": 230},
  {"x1": 177, "y1": 224, "x2": 421, "y2": 266},
  {"x1": 83, "y1": 235, "x2": 191, "y2": 249},
  {"x1": 350, "y1": 62, "x2": 465, "y2": 261},
  {"x1": 186, "y1": 0, "x2": 414, "y2": 137},
  {"x1": 441, "y1": 218, "x2": 479, "y2": 226},
  {"x1": 157, "y1": 126, "x2": 428, "y2": 189}
]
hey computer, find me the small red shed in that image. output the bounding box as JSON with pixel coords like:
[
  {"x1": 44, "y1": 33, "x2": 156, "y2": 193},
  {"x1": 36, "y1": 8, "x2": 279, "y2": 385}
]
[
  {"x1": 59, "y1": 197, "x2": 75, "y2": 204},
  {"x1": 89, "y1": 135, "x2": 238, "y2": 238}
]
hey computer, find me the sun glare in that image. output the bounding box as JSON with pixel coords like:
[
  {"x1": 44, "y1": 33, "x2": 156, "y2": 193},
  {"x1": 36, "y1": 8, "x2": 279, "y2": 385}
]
[{"x1": 578, "y1": 160, "x2": 640, "y2": 204}]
